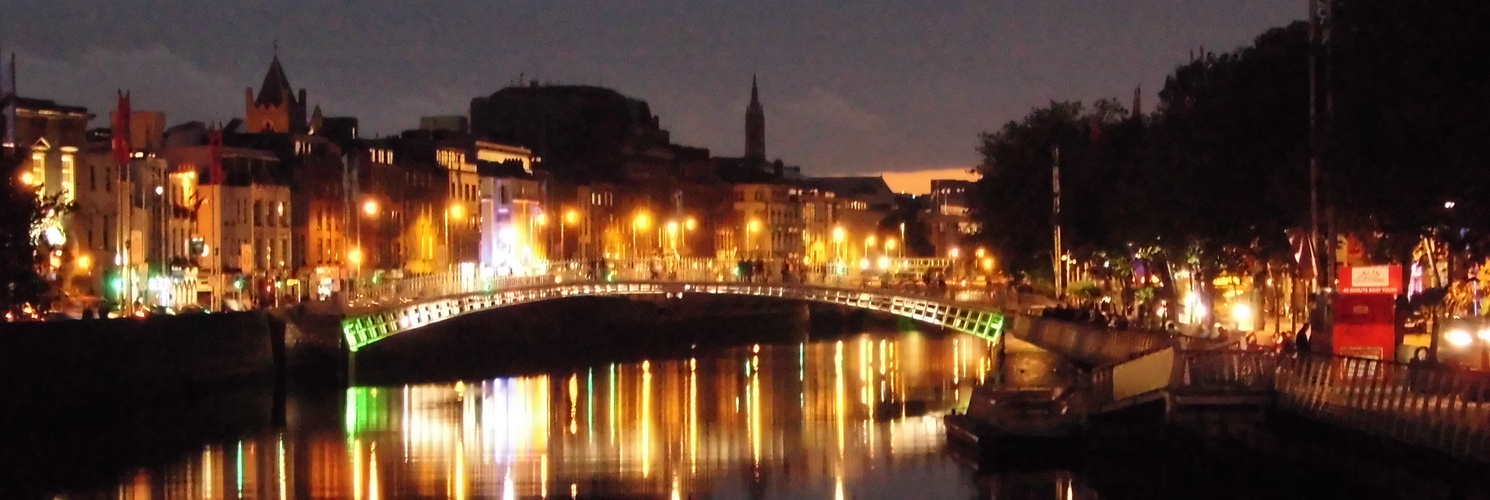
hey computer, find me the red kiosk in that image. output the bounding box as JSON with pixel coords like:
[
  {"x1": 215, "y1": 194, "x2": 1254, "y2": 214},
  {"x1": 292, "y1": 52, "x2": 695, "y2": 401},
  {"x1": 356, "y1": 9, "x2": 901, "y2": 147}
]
[{"x1": 1334, "y1": 264, "x2": 1403, "y2": 362}]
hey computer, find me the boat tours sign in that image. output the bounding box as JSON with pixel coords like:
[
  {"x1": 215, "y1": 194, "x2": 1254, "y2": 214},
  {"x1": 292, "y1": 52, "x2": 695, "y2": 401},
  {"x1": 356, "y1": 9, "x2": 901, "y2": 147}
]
[{"x1": 1334, "y1": 265, "x2": 1402, "y2": 365}]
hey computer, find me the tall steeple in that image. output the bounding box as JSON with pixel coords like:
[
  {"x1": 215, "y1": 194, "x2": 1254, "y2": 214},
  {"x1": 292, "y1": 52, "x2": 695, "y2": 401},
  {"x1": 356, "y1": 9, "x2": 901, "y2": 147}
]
[
  {"x1": 245, "y1": 47, "x2": 308, "y2": 134},
  {"x1": 745, "y1": 74, "x2": 765, "y2": 162}
]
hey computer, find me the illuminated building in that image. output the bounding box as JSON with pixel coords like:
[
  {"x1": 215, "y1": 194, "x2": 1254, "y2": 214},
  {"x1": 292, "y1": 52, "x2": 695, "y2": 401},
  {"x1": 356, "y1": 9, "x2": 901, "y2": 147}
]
[
  {"x1": 729, "y1": 184, "x2": 803, "y2": 260},
  {"x1": 925, "y1": 179, "x2": 979, "y2": 257}
]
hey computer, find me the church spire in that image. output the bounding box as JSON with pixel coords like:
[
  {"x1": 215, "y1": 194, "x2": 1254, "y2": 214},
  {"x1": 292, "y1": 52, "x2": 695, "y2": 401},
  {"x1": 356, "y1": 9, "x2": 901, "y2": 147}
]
[{"x1": 745, "y1": 74, "x2": 765, "y2": 162}]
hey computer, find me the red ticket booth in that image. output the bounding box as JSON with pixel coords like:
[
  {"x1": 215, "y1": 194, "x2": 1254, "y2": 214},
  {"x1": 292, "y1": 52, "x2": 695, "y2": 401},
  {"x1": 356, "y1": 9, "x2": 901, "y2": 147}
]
[{"x1": 1335, "y1": 265, "x2": 1403, "y2": 361}]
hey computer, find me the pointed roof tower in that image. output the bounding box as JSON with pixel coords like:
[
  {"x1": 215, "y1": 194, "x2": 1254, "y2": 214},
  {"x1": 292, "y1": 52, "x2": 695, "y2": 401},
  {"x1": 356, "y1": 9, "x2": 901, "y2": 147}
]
[
  {"x1": 745, "y1": 74, "x2": 765, "y2": 162},
  {"x1": 255, "y1": 54, "x2": 296, "y2": 107}
]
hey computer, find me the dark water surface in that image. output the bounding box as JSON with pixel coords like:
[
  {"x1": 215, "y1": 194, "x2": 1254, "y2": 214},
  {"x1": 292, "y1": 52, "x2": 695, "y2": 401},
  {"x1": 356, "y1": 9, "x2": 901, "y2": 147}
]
[{"x1": 30, "y1": 329, "x2": 1484, "y2": 499}]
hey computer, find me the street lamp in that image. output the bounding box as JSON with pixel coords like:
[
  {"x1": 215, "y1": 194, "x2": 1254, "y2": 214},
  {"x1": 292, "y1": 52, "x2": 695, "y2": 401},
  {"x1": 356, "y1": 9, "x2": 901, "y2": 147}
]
[
  {"x1": 633, "y1": 212, "x2": 651, "y2": 259},
  {"x1": 832, "y1": 226, "x2": 846, "y2": 262},
  {"x1": 446, "y1": 203, "x2": 464, "y2": 268},
  {"x1": 864, "y1": 235, "x2": 876, "y2": 260},
  {"x1": 747, "y1": 218, "x2": 762, "y2": 257},
  {"x1": 666, "y1": 221, "x2": 680, "y2": 258},
  {"x1": 363, "y1": 200, "x2": 378, "y2": 217},
  {"x1": 682, "y1": 217, "x2": 697, "y2": 257},
  {"x1": 886, "y1": 238, "x2": 898, "y2": 256}
]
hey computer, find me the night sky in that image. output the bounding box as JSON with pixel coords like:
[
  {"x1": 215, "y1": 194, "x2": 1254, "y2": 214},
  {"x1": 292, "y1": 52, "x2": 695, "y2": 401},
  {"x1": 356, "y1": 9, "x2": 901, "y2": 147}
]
[{"x1": 2, "y1": 0, "x2": 1298, "y2": 177}]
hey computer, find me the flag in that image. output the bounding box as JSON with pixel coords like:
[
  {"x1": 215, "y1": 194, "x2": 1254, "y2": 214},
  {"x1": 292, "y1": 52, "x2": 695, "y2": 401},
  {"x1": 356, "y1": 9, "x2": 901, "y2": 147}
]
[
  {"x1": 112, "y1": 90, "x2": 132, "y2": 166},
  {"x1": 1288, "y1": 228, "x2": 1317, "y2": 280}
]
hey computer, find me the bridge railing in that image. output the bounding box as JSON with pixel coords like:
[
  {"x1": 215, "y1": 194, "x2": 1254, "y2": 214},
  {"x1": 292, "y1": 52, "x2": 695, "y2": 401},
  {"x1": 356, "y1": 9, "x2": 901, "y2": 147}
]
[
  {"x1": 348, "y1": 258, "x2": 1001, "y2": 308},
  {"x1": 1275, "y1": 353, "x2": 1490, "y2": 462},
  {"x1": 1175, "y1": 349, "x2": 1277, "y2": 393},
  {"x1": 1087, "y1": 349, "x2": 1278, "y2": 413}
]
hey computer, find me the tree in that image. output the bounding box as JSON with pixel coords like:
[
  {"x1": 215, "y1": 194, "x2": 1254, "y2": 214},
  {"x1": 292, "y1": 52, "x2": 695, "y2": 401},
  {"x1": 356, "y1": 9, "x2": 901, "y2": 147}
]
[{"x1": 0, "y1": 154, "x2": 49, "y2": 314}]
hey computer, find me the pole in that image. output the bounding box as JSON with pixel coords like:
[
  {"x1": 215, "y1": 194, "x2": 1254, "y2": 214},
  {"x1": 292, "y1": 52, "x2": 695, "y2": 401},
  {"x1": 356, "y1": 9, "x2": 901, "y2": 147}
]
[
  {"x1": 1052, "y1": 147, "x2": 1064, "y2": 299},
  {"x1": 1308, "y1": 0, "x2": 1335, "y2": 351}
]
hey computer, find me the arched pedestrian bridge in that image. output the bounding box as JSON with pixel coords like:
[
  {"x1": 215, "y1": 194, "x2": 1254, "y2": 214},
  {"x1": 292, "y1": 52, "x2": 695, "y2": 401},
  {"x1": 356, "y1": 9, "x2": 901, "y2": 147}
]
[
  {"x1": 341, "y1": 279, "x2": 1007, "y2": 352},
  {"x1": 332, "y1": 259, "x2": 1489, "y2": 464},
  {"x1": 336, "y1": 259, "x2": 1168, "y2": 366}
]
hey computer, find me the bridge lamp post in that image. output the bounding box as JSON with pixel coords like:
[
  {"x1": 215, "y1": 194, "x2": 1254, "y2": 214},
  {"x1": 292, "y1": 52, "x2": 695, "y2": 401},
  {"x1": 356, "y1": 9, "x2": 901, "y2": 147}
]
[
  {"x1": 832, "y1": 226, "x2": 845, "y2": 263},
  {"x1": 949, "y1": 247, "x2": 961, "y2": 278},
  {"x1": 864, "y1": 236, "x2": 876, "y2": 262},
  {"x1": 446, "y1": 203, "x2": 464, "y2": 270},
  {"x1": 633, "y1": 212, "x2": 651, "y2": 259},
  {"x1": 683, "y1": 217, "x2": 697, "y2": 258},
  {"x1": 666, "y1": 221, "x2": 680, "y2": 258},
  {"x1": 534, "y1": 211, "x2": 551, "y2": 262},
  {"x1": 747, "y1": 219, "x2": 762, "y2": 258}
]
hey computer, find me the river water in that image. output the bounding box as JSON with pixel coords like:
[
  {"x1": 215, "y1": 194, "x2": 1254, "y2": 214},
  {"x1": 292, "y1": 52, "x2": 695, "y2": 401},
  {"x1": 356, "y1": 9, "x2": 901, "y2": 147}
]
[{"x1": 38, "y1": 329, "x2": 1473, "y2": 499}]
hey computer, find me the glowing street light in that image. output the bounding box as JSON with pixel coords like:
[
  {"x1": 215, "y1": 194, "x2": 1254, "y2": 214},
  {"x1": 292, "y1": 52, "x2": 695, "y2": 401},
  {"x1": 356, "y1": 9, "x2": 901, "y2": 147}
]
[
  {"x1": 666, "y1": 220, "x2": 679, "y2": 235},
  {"x1": 564, "y1": 209, "x2": 580, "y2": 225},
  {"x1": 976, "y1": 247, "x2": 986, "y2": 258},
  {"x1": 349, "y1": 248, "x2": 364, "y2": 266},
  {"x1": 832, "y1": 226, "x2": 845, "y2": 243},
  {"x1": 685, "y1": 217, "x2": 697, "y2": 231},
  {"x1": 363, "y1": 200, "x2": 379, "y2": 216},
  {"x1": 19, "y1": 171, "x2": 34, "y2": 185},
  {"x1": 949, "y1": 247, "x2": 961, "y2": 259},
  {"x1": 536, "y1": 212, "x2": 549, "y2": 226},
  {"x1": 449, "y1": 204, "x2": 464, "y2": 218},
  {"x1": 885, "y1": 238, "x2": 897, "y2": 252},
  {"x1": 76, "y1": 254, "x2": 92, "y2": 271}
]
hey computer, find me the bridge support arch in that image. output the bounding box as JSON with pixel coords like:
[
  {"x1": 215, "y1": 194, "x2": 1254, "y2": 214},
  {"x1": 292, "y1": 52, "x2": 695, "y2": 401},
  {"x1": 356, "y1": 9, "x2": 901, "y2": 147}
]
[{"x1": 341, "y1": 281, "x2": 1006, "y2": 352}]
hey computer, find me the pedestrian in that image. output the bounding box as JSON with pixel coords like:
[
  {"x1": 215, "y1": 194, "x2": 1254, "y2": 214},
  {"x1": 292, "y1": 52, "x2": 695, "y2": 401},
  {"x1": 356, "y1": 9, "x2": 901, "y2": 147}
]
[{"x1": 1294, "y1": 324, "x2": 1311, "y2": 354}]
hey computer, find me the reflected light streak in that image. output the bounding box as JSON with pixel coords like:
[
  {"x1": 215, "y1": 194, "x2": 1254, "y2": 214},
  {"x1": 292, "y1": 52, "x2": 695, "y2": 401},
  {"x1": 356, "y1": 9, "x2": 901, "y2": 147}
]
[
  {"x1": 201, "y1": 447, "x2": 213, "y2": 499},
  {"x1": 542, "y1": 453, "x2": 550, "y2": 498},
  {"x1": 235, "y1": 441, "x2": 244, "y2": 498},
  {"x1": 587, "y1": 368, "x2": 595, "y2": 443},
  {"x1": 454, "y1": 439, "x2": 467, "y2": 500},
  {"x1": 750, "y1": 366, "x2": 762, "y2": 466},
  {"x1": 642, "y1": 360, "x2": 653, "y2": 478},
  {"x1": 277, "y1": 436, "x2": 288, "y2": 500},
  {"x1": 502, "y1": 470, "x2": 515, "y2": 500},
  {"x1": 689, "y1": 357, "x2": 698, "y2": 474},
  {"x1": 609, "y1": 364, "x2": 618, "y2": 446},
  {"x1": 671, "y1": 477, "x2": 682, "y2": 500},
  {"x1": 569, "y1": 374, "x2": 579, "y2": 435},
  {"x1": 368, "y1": 443, "x2": 380, "y2": 500},
  {"x1": 835, "y1": 340, "x2": 846, "y2": 457},
  {"x1": 353, "y1": 440, "x2": 363, "y2": 500}
]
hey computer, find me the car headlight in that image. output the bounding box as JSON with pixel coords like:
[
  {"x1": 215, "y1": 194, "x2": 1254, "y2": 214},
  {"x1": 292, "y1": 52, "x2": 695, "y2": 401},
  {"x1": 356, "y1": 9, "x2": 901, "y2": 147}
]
[{"x1": 1446, "y1": 329, "x2": 1474, "y2": 347}]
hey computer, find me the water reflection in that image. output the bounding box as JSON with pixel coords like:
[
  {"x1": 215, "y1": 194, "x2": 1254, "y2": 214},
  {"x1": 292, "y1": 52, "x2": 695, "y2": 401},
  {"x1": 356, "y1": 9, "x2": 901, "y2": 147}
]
[{"x1": 54, "y1": 331, "x2": 1102, "y2": 499}]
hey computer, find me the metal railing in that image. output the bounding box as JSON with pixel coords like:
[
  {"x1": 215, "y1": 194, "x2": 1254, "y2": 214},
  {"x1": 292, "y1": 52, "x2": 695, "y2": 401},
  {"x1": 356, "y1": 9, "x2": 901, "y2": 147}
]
[
  {"x1": 345, "y1": 258, "x2": 998, "y2": 309},
  {"x1": 1087, "y1": 349, "x2": 1279, "y2": 413},
  {"x1": 1276, "y1": 354, "x2": 1490, "y2": 462},
  {"x1": 1175, "y1": 349, "x2": 1277, "y2": 393}
]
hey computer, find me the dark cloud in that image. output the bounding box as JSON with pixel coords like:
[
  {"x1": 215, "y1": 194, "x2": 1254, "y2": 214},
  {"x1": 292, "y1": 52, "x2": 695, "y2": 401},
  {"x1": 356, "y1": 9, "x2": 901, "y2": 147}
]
[{"x1": 0, "y1": 0, "x2": 1299, "y2": 173}]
